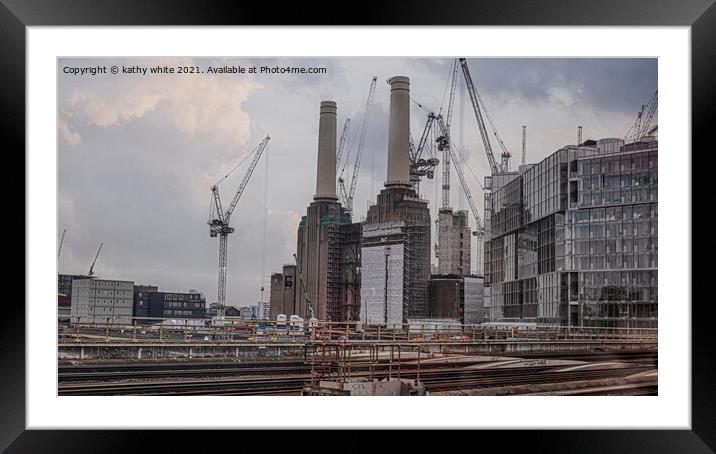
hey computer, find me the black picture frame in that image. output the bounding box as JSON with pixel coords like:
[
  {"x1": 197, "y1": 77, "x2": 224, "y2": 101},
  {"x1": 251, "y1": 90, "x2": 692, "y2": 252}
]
[{"x1": 4, "y1": 0, "x2": 713, "y2": 450}]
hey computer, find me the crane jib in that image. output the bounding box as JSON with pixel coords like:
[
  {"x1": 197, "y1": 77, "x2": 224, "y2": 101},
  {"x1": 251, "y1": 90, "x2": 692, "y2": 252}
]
[{"x1": 459, "y1": 58, "x2": 501, "y2": 175}]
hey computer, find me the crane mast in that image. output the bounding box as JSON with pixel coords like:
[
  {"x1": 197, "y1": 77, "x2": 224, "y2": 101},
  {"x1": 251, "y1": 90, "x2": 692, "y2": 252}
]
[
  {"x1": 58, "y1": 229, "x2": 66, "y2": 261},
  {"x1": 88, "y1": 242, "x2": 103, "y2": 277},
  {"x1": 209, "y1": 135, "x2": 270, "y2": 319},
  {"x1": 522, "y1": 125, "x2": 527, "y2": 166},
  {"x1": 335, "y1": 119, "x2": 351, "y2": 169},
  {"x1": 293, "y1": 253, "x2": 314, "y2": 319},
  {"x1": 438, "y1": 60, "x2": 460, "y2": 209},
  {"x1": 436, "y1": 117, "x2": 485, "y2": 274},
  {"x1": 458, "y1": 58, "x2": 502, "y2": 175},
  {"x1": 343, "y1": 76, "x2": 377, "y2": 215},
  {"x1": 436, "y1": 117, "x2": 484, "y2": 232}
]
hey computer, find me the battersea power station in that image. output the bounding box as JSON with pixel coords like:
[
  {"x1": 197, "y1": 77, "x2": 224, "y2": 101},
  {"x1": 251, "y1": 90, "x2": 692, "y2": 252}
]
[
  {"x1": 269, "y1": 69, "x2": 657, "y2": 331},
  {"x1": 270, "y1": 76, "x2": 457, "y2": 326}
]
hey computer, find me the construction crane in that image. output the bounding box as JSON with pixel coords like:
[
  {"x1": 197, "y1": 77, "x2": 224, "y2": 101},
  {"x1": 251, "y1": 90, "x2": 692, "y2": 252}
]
[
  {"x1": 437, "y1": 59, "x2": 460, "y2": 209},
  {"x1": 292, "y1": 253, "x2": 314, "y2": 319},
  {"x1": 335, "y1": 118, "x2": 351, "y2": 169},
  {"x1": 87, "y1": 242, "x2": 103, "y2": 277},
  {"x1": 459, "y1": 58, "x2": 511, "y2": 174},
  {"x1": 436, "y1": 116, "x2": 486, "y2": 274},
  {"x1": 58, "y1": 229, "x2": 66, "y2": 261},
  {"x1": 522, "y1": 126, "x2": 527, "y2": 166},
  {"x1": 409, "y1": 111, "x2": 439, "y2": 193},
  {"x1": 625, "y1": 90, "x2": 658, "y2": 143},
  {"x1": 208, "y1": 135, "x2": 270, "y2": 319},
  {"x1": 338, "y1": 76, "x2": 377, "y2": 214}
]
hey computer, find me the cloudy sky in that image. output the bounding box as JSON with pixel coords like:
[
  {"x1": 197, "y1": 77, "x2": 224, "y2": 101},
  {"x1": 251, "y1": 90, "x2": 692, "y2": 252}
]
[{"x1": 57, "y1": 57, "x2": 656, "y2": 307}]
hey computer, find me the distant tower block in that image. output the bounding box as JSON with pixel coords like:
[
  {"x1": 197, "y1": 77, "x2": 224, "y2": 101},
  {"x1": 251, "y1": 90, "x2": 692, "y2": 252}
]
[{"x1": 578, "y1": 125, "x2": 583, "y2": 146}]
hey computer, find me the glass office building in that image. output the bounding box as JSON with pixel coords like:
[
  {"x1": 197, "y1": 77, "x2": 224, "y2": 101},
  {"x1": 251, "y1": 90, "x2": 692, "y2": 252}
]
[{"x1": 484, "y1": 138, "x2": 658, "y2": 328}]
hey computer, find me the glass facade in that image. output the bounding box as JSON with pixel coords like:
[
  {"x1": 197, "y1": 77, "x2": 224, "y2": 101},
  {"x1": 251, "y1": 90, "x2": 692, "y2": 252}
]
[{"x1": 485, "y1": 141, "x2": 658, "y2": 328}]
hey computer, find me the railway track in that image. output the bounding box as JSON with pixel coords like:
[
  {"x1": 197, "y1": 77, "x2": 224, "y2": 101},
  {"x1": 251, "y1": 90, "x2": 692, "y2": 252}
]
[
  {"x1": 59, "y1": 375, "x2": 309, "y2": 396},
  {"x1": 502, "y1": 349, "x2": 657, "y2": 363},
  {"x1": 58, "y1": 358, "x2": 655, "y2": 396},
  {"x1": 420, "y1": 366, "x2": 653, "y2": 392}
]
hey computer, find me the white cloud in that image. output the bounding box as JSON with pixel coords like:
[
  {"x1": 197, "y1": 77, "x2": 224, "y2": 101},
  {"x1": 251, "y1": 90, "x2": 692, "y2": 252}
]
[
  {"x1": 58, "y1": 117, "x2": 81, "y2": 146},
  {"x1": 59, "y1": 69, "x2": 261, "y2": 146}
]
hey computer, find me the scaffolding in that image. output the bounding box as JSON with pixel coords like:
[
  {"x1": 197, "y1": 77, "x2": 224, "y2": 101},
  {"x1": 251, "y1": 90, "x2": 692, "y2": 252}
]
[
  {"x1": 360, "y1": 224, "x2": 405, "y2": 325},
  {"x1": 403, "y1": 219, "x2": 431, "y2": 319},
  {"x1": 339, "y1": 218, "x2": 362, "y2": 321},
  {"x1": 324, "y1": 213, "x2": 342, "y2": 322},
  {"x1": 360, "y1": 189, "x2": 432, "y2": 324}
]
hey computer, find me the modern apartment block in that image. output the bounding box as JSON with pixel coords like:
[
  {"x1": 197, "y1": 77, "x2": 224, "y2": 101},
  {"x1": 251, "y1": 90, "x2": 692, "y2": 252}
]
[
  {"x1": 58, "y1": 274, "x2": 91, "y2": 322},
  {"x1": 70, "y1": 278, "x2": 134, "y2": 325},
  {"x1": 484, "y1": 138, "x2": 658, "y2": 328}
]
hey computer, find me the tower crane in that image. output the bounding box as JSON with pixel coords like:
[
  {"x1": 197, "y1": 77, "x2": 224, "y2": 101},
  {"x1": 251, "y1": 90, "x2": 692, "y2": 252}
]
[
  {"x1": 459, "y1": 58, "x2": 511, "y2": 174},
  {"x1": 437, "y1": 59, "x2": 460, "y2": 209},
  {"x1": 522, "y1": 126, "x2": 527, "y2": 166},
  {"x1": 409, "y1": 112, "x2": 439, "y2": 193},
  {"x1": 625, "y1": 90, "x2": 658, "y2": 143},
  {"x1": 335, "y1": 118, "x2": 351, "y2": 169},
  {"x1": 436, "y1": 116, "x2": 486, "y2": 275},
  {"x1": 293, "y1": 253, "x2": 314, "y2": 319},
  {"x1": 87, "y1": 242, "x2": 103, "y2": 277},
  {"x1": 209, "y1": 135, "x2": 270, "y2": 319},
  {"x1": 338, "y1": 76, "x2": 377, "y2": 215},
  {"x1": 58, "y1": 229, "x2": 66, "y2": 261}
]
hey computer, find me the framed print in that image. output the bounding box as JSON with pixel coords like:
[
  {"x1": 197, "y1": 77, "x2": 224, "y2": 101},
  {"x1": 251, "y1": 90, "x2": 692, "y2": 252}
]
[{"x1": 5, "y1": 0, "x2": 714, "y2": 449}]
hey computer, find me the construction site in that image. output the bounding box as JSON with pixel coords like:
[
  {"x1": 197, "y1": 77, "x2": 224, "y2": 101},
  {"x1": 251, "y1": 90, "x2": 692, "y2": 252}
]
[{"x1": 58, "y1": 57, "x2": 658, "y2": 396}]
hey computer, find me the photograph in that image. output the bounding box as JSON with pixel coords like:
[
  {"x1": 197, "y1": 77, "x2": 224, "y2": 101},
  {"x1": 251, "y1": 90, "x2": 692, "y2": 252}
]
[{"x1": 56, "y1": 56, "x2": 659, "y2": 397}]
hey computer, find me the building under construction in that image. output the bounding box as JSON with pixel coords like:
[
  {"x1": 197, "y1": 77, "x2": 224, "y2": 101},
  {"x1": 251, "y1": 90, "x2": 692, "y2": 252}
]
[
  {"x1": 271, "y1": 77, "x2": 434, "y2": 325},
  {"x1": 437, "y1": 209, "x2": 471, "y2": 275},
  {"x1": 359, "y1": 77, "x2": 432, "y2": 325},
  {"x1": 270, "y1": 101, "x2": 362, "y2": 321}
]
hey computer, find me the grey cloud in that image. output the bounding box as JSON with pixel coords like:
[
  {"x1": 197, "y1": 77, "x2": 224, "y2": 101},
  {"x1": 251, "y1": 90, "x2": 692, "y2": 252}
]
[{"x1": 58, "y1": 57, "x2": 656, "y2": 305}]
